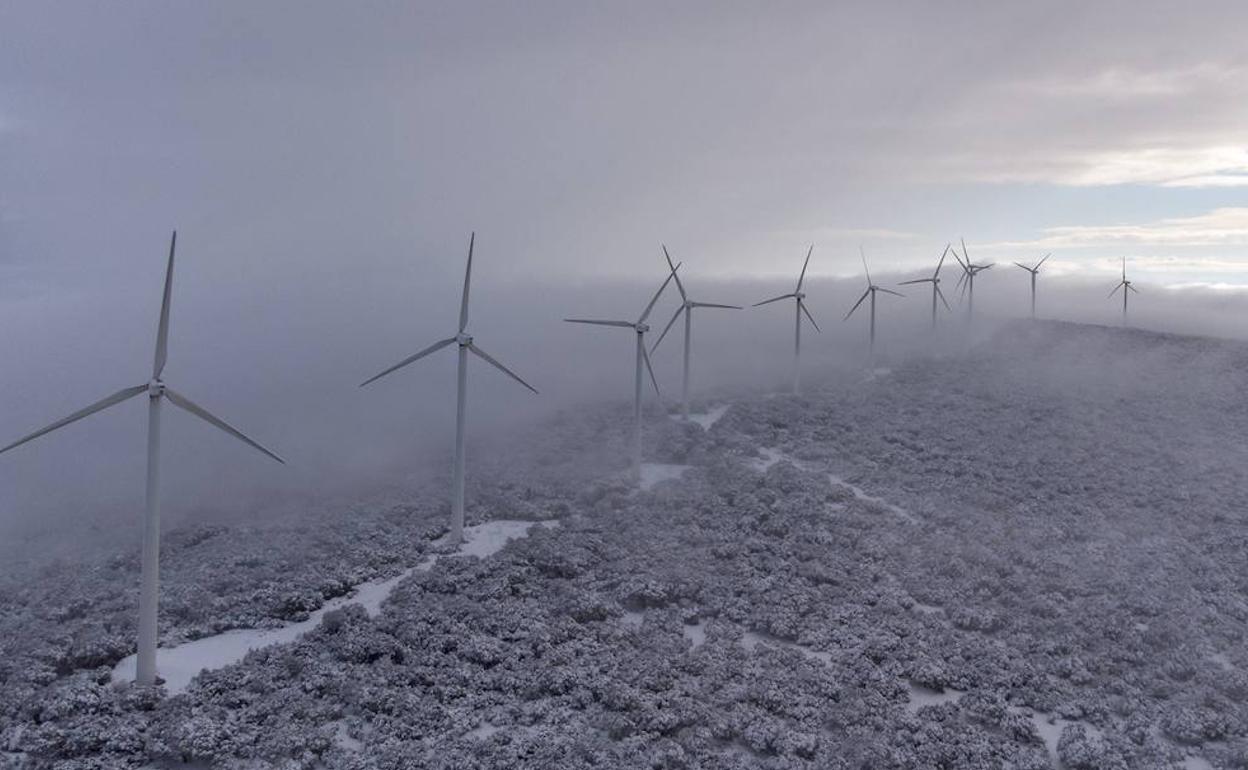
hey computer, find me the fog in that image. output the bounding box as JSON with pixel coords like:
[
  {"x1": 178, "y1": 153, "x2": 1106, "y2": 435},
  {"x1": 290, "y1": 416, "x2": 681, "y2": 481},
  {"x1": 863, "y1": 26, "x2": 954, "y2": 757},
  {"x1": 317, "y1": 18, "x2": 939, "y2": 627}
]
[
  {"x1": 2, "y1": 1, "x2": 1248, "y2": 557},
  {"x1": 2, "y1": 244, "x2": 1245, "y2": 559}
]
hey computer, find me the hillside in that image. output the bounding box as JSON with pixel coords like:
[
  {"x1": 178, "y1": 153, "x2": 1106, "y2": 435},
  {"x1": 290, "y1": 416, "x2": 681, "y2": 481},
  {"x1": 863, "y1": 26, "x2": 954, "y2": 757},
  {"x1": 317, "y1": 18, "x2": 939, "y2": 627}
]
[{"x1": 2, "y1": 320, "x2": 1246, "y2": 770}]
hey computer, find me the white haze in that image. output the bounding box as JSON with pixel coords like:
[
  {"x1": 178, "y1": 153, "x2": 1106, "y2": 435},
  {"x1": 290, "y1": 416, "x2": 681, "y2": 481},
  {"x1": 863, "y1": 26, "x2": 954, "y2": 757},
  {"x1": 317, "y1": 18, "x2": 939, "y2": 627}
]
[{"x1": 1, "y1": 249, "x2": 1245, "y2": 558}]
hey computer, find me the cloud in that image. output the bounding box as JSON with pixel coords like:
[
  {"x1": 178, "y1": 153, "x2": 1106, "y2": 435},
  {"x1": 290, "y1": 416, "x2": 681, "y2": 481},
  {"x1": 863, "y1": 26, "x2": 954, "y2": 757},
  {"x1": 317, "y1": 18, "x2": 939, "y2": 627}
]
[{"x1": 994, "y1": 208, "x2": 1248, "y2": 250}]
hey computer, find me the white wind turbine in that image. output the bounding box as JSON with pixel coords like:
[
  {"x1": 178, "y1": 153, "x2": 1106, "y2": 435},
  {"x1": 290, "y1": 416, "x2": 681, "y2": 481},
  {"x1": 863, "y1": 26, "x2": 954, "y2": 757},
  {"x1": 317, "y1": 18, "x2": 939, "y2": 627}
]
[
  {"x1": 565, "y1": 264, "x2": 678, "y2": 479},
  {"x1": 1012, "y1": 253, "x2": 1051, "y2": 319},
  {"x1": 753, "y1": 245, "x2": 819, "y2": 394},
  {"x1": 0, "y1": 231, "x2": 285, "y2": 686},
  {"x1": 650, "y1": 246, "x2": 741, "y2": 420},
  {"x1": 951, "y1": 238, "x2": 993, "y2": 319},
  {"x1": 1108, "y1": 256, "x2": 1138, "y2": 324},
  {"x1": 897, "y1": 244, "x2": 953, "y2": 329},
  {"x1": 361, "y1": 233, "x2": 538, "y2": 547},
  {"x1": 843, "y1": 248, "x2": 904, "y2": 358}
]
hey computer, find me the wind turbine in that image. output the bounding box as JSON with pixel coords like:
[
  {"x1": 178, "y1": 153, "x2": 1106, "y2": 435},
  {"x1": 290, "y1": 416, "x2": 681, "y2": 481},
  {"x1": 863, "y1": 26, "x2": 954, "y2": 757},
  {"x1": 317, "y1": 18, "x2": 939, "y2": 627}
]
[
  {"x1": 565, "y1": 264, "x2": 677, "y2": 480},
  {"x1": 844, "y1": 248, "x2": 904, "y2": 357},
  {"x1": 951, "y1": 238, "x2": 993, "y2": 319},
  {"x1": 0, "y1": 231, "x2": 285, "y2": 687},
  {"x1": 1108, "y1": 256, "x2": 1138, "y2": 324},
  {"x1": 361, "y1": 233, "x2": 538, "y2": 547},
  {"x1": 898, "y1": 244, "x2": 953, "y2": 329},
  {"x1": 1012, "y1": 253, "x2": 1051, "y2": 319},
  {"x1": 753, "y1": 245, "x2": 819, "y2": 394},
  {"x1": 650, "y1": 246, "x2": 741, "y2": 420}
]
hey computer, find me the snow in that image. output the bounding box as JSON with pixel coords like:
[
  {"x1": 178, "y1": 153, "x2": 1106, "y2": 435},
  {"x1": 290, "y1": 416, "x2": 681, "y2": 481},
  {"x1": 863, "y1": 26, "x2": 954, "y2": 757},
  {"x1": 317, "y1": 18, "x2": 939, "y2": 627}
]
[
  {"x1": 638, "y1": 462, "x2": 690, "y2": 490},
  {"x1": 111, "y1": 519, "x2": 556, "y2": 695},
  {"x1": 904, "y1": 684, "x2": 965, "y2": 713},
  {"x1": 826, "y1": 471, "x2": 919, "y2": 524},
  {"x1": 682, "y1": 620, "x2": 707, "y2": 648},
  {"x1": 685, "y1": 404, "x2": 729, "y2": 430},
  {"x1": 748, "y1": 447, "x2": 788, "y2": 471}
]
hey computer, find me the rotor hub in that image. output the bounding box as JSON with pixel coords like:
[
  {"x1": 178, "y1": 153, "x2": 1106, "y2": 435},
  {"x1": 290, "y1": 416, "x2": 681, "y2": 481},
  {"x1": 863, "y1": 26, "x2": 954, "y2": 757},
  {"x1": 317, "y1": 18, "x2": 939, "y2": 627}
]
[
  {"x1": 636, "y1": 323, "x2": 649, "y2": 334},
  {"x1": 685, "y1": 300, "x2": 695, "y2": 309},
  {"x1": 795, "y1": 292, "x2": 806, "y2": 301},
  {"x1": 456, "y1": 333, "x2": 473, "y2": 346},
  {"x1": 147, "y1": 379, "x2": 165, "y2": 398}
]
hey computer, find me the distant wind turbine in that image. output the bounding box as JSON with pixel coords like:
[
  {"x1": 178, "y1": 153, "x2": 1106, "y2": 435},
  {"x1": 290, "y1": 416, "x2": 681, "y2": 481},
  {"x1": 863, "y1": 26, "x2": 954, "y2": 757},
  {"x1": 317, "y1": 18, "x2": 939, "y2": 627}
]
[
  {"x1": 565, "y1": 264, "x2": 677, "y2": 479},
  {"x1": 898, "y1": 244, "x2": 953, "y2": 329},
  {"x1": 1108, "y1": 256, "x2": 1138, "y2": 324},
  {"x1": 753, "y1": 245, "x2": 819, "y2": 394},
  {"x1": 844, "y1": 247, "x2": 904, "y2": 357},
  {"x1": 651, "y1": 246, "x2": 741, "y2": 420},
  {"x1": 361, "y1": 233, "x2": 538, "y2": 546},
  {"x1": 951, "y1": 238, "x2": 993, "y2": 319},
  {"x1": 1012, "y1": 253, "x2": 1051, "y2": 319},
  {"x1": 0, "y1": 231, "x2": 285, "y2": 687}
]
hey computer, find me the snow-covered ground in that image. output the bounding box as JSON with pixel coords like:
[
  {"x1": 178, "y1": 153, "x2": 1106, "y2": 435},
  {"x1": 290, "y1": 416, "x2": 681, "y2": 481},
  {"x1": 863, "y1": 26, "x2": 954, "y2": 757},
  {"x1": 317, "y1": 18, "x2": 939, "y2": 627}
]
[
  {"x1": 110, "y1": 519, "x2": 554, "y2": 695},
  {"x1": 3, "y1": 321, "x2": 1246, "y2": 769}
]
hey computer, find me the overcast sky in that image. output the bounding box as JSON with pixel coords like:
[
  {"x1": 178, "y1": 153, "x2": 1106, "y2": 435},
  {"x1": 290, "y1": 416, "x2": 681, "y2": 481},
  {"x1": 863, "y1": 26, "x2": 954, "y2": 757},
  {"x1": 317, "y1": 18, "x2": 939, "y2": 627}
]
[
  {"x1": 1, "y1": 2, "x2": 1247, "y2": 544},
  {"x1": 3, "y1": 1, "x2": 1248, "y2": 289}
]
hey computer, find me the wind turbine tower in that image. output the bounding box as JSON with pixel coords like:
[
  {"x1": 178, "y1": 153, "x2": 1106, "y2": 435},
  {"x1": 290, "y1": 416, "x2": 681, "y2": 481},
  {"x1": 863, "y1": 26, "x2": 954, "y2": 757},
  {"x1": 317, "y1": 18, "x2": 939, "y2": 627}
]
[
  {"x1": 1108, "y1": 257, "x2": 1138, "y2": 324},
  {"x1": 565, "y1": 264, "x2": 677, "y2": 479},
  {"x1": 361, "y1": 233, "x2": 538, "y2": 546},
  {"x1": 753, "y1": 246, "x2": 819, "y2": 394},
  {"x1": 898, "y1": 244, "x2": 953, "y2": 329},
  {"x1": 1012, "y1": 253, "x2": 1051, "y2": 319},
  {"x1": 844, "y1": 247, "x2": 904, "y2": 359},
  {"x1": 0, "y1": 231, "x2": 285, "y2": 686},
  {"x1": 651, "y1": 246, "x2": 741, "y2": 420}
]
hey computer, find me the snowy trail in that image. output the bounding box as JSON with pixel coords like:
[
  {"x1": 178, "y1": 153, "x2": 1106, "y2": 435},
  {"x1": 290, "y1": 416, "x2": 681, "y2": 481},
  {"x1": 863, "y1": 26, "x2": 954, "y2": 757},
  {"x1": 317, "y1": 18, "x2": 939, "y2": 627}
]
[
  {"x1": 750, "y1": 446, "x2": 919, "y2": 523},
  {"x1": 685, "y1": 404, "x2": 729, "y2": 430},
  {"x1": 113, "y1": 519, "x2": 555, "y2": 695},
  {"x1": 639, "y1": 462, "x2": 691, "y2": 491}
]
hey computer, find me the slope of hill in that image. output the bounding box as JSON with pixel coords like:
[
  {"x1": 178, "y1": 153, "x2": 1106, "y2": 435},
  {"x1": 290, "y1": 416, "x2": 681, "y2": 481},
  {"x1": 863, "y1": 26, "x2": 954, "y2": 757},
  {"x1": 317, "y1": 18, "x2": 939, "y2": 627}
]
[{"x1": 2, "y1": 320, "x2": 1246, "y2": 769}]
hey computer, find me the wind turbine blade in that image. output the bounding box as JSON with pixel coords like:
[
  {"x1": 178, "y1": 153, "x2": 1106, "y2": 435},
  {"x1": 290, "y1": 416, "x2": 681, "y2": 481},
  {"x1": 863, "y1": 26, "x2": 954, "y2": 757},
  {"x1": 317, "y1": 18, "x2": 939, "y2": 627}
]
[
  {"x1": 796, "y1": 244, "x2": 813, "y2": 291},
  {"x1": 638, "y1": 263, "x2": 679, "y2": 325},
  {"x1": 1108, "y1": 283, "x2": 1124, "y2": 298},
  {"x1": 640, "y1": 345, "x2": 662, "y2": 400},
  {"x1": 897, "y1": 278, "x2": 932, "y2": 286},
  {"x1": 752, "y1": 293, "x2": 796, "y2": 307},
  {"x1": 934, "y1": 244, "x2": 950, "y2": 277},
  {"x1": 951, "y1": 247, "x2": 970, "y2": 274},
  {"x1": 164, "y1": 388, "x2": 285, "y2": 464},
  {"x1": 1036, "y1": 253, "x2": 1051, "y2": 269},
  {"x1": 961, "y1": 237, "x2": 969, "y2": 265},
  {"x1": 954, "y1": 269, "x2": 968, "y2": 292},
  {"x1": 1128, "y1": 284, "x2": 1140, "y2": 294},
  {"x1": 843, "y1": 290, "x2": 870, "y2": 320},
  {"x1": 153, "y1": 231, "x2": 176, "y2": 378},
  {"x1": 979, "y1": 263, "x2": 995, "y2": 270},
  {"x1": 468, "y1": 343, "x2": 539, "y2": 394},
  {"x1": 662, "y1": 245, "x2": 687, "y2": 302},
  {"x1": 0, "y1": 384, "x2": 147, "y2": 456},
  {"x1": 360, "y1": 337, "x2": 456, "y2": 387},
  {"x1": 859, "y1": 246, "x2": 873, "y2": 287},
  {"x1": 936, "y1": 284, "x2": 953, "y2": 312},
  {"x1": 1122, "y1": 256, "x2": 1126, "y2": 281},
  {"x1": 878, "y1": 288, "x2": 904, "y2": 297},
  {"x1": 564, "y1": 318, "x2": 635, "y2": 327},
  {"x1": 689, "y1": 301, "x2": 743, "y2": 309},
  {"x1": 799, "y1": 299, "x2": 821, "y2": 332},
  {"x1": 651, "y1": 305, "x2": 684, "y2": 353},
  {"x1": 459, "y1": 232, "x2": 474, "y2": 332},
  {"x1": 1013, "y1": 262, "x2": 1031, "y2": 271}
]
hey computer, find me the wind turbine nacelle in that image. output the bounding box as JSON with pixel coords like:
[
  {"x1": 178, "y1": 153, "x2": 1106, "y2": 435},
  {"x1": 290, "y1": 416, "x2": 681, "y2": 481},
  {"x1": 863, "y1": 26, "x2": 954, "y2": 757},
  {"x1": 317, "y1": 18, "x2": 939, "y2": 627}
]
[
  {"x1": 635, "y1": 323, "x2": 649, "y2": 334},
  {"x1": 795, "y1": 292, "x2": 806, "y2": 300},
  {"x1": 147, "y1": 380, "x2": 166, "y2": 398},
  {"x1": 456, "y1": 333, "x2": 473, "y2": 346}
]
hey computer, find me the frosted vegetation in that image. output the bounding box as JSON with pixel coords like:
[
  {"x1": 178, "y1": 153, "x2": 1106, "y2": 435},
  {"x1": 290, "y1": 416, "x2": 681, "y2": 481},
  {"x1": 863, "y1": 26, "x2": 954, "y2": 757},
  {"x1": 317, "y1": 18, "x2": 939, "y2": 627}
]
[{"x1": 1, "y1": 320, "x2": 1246, "y2": 769}]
